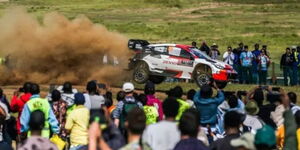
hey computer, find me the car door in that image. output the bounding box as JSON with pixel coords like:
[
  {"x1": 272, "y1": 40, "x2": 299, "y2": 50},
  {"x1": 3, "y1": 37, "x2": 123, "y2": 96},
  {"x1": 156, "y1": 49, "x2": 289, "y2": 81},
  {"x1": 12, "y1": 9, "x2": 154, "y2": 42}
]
[{"x1": 144, "y1": 46, "x2": 167, "y2": 72}]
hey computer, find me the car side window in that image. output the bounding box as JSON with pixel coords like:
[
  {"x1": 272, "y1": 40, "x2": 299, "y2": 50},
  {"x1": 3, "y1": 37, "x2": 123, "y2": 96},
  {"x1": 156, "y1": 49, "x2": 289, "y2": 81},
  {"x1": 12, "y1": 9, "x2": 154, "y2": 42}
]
[
  {"x1": 168, "y1": 46, "x2": 181, "y2": 56},
  {"x1": 152, "y1": 46, "x2": 167, "y2": 54},
  {"x1": 180, "y1": 49, "x2": 193, "y2": 59}
]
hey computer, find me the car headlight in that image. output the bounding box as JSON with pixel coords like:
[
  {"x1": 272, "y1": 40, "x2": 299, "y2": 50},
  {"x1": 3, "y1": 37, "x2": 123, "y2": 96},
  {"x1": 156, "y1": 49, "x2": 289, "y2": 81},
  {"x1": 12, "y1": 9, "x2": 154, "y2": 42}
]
[{"x1": 214, "y1": 64, "x2": 224, "y2": 69}]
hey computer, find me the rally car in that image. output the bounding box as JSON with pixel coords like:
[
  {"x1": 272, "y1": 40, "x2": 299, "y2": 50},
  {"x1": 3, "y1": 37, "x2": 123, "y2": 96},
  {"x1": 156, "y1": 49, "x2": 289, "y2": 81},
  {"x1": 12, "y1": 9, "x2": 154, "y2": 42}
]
[{"x1": 128, "y1": 39, "x2": 237, "y2": 88}]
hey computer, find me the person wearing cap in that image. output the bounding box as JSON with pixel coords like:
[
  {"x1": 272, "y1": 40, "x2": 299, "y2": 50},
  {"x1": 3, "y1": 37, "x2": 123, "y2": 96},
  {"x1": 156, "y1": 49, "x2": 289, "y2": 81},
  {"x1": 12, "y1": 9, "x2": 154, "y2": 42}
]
[
  {"x1": 243, "y1": 101, "x2": 264, "y2": 132},
  {"x1": 144, "y1": 81, "x2": 163, "y2": 121},
  {"x1": 255, "y1": 125, "x2": 276, "y2": 150},
  {"x1": 251, "y1": 43, "x2": 261, "y2": 84},
  {"x1": 0, "y1": 102, "x2": 12, "y2": 150},
  {"x1": 65, "y1": 93, "x2": 90, "y2": 150},
  {"x1": 20, "y1": 83, "x2": 59, "y2": 138},
  {"x1": 112, "y1": 82, "x2": 143, "y2": 129},
  {"x1": 231, "y1": 132, "x2": 256, "y2": 150},
  {"x1": 240, "y1": 45, "x2": 254, "y2": 84},
  {"x1": 210, "y1": 43, "x2": 220, "y2": 60}
]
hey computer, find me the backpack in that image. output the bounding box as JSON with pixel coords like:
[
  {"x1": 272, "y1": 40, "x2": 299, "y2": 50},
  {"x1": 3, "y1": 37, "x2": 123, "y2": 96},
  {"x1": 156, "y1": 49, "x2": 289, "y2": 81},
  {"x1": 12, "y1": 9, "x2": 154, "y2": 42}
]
[{"x1": 120, "y1": 100, "x2": 139, "y2": 128}]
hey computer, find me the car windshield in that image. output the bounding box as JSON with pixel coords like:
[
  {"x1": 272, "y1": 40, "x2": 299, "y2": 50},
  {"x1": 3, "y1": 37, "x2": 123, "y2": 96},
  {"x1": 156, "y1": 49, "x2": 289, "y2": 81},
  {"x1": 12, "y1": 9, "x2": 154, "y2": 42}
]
[{"x1": 190, "y1": 48, "x2": 211, "y2": 59}]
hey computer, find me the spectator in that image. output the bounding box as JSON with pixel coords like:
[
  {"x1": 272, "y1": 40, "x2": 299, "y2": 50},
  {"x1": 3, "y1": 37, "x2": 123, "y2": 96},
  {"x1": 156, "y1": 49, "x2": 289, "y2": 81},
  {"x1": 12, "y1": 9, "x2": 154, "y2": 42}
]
[
  {"x1": 240, "y1": 45, "x2": 254, "y2": 84},
  {"x1": 65, "y1": 93, "x2": 90, "y2": 150},
  {"x1": 194, "y1": 83, "x2": 224, "y2": 127},
  {"x1": 199, "y1": 41, "x2": 210, "y2": 55},
  {"x1": 0, "y1": 88, "x2": 10, "y2": 112},
  {"x1": 57, "y1": 81, "x2": 78, "y2": 107},
  {"x1": 280, "y1": 47, "x2": 296, "y2": 86},
  {"x1": 20, "y1": 83, "x2": 59, "y2": 138},
  {"x1": 108, "y1": 91, "x2": 126, "y2": 114},
  {"x1": 139, "y1": 94, "x2": 159, "y2": 125},
  {"x1": 292, "y1": 47, "x2": 298, "y2": 85},
  {"x1": 51, "y1": 90, "x2": 68, "y2": 139},
  {"x1": 288, "y1": 92, "x2": 300, "y2": 114},
  {"x1": 210, "y1": 43, "x2": 220, "y2": 60},
  {"x1": 210, "y1": 111, "x2": 241, "y2": 150},
  {"x1": 174, "y1": 109, "x2": 209, "y2": 150},
  {"x1": 10, "y1": 82, "x2": 32, "y2": 135},
  {"x1": 258, "y1": 50, "x2": 270, "y2": 85},
  {"x1": 243, "y1": 101, "x2": 264, "y2": 132},
  {"x1": 142, "y1": 97, "x2": 180, "y2": 150},
  {"x1": 84, "y1": 80, "x2": 105, "y2": 109},
  {"x1": 297, "y1": 46, "x2": 300, "y2": 85},
  {"x1": 18, "y1": 110, "x2": 57, "y2": 150},
  {"x1": 223, "y1": 46, "x2": 235, "y2": 66},
  {"x1": 167, "y1": 86, "x2": 190, "y2": 121},
  {"x1": 144, "y1": 81, "x2": 163, "y2": 121},
  {"x1": 0, "y1": 102, "x2": 12, "y2": 150},
  {"x1": 261, "y1": 45, "x2": 270, "y2": 57},
  {"x1": 234, "y1": 42, "x2": 244, "y2": 83},
  {"x1": 252, "y1": 43, "x2": 261, "y2": 84},
  {"x1": 294, "y1": 111, "x2": 300, "y2": 150},
  {"x1": 192, "y1": 41, "x2": 198, "y2": 49},
  {"x1": 254, "y1": 125, "x2": 276, "y2": 150},
  {"x1": 112, "y1": 82, "x2": 143, "y2": 134},
  {"x1": 230, "y1": 133, "x2": 256, "y2": 150},
  {"x1": 186, "y1": 89, "x2": 196, "y2": 108}
]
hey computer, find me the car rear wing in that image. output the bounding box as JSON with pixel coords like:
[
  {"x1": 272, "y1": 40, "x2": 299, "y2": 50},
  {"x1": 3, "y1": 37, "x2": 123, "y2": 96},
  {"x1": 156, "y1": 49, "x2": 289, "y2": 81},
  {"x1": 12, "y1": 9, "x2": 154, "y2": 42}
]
[{"x1": 128, "y1": 39, "x2": 150, "y2": 51}]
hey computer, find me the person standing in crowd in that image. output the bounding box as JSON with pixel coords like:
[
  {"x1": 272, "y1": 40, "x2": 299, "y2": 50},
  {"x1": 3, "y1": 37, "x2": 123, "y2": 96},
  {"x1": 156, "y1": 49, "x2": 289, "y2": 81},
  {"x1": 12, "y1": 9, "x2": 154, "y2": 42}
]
[
  {"x1": 84, "y1": 81, "x2": 105, "y2": 109},
  {"x1": 10, "y1": 82, "x2": 32, "y2": 137},
  {"x1": 254, "y1": 125, "x2": 276, "y2": 150},
  {"x1": 288, "y1": 92, "x2": 300, "y2": 114},
  {"x1": 292, "y1": 47, "x2": 298, "y2": 85},
  {"x1": 138, "y1": 94, "x2": 158, "y2": 125},
  {"x1": 65, "y1": 93, "x2": 90, "y2": 150},
  {"x1": 200, "y1": 41, "x2": 210, "y2": 55},
  {"x1": 243, "y1": 101, "x2": 264, "y2": 132},
  {"x1": 112, "y1": 82, "x2": 143, "y2": 134},
  {"x1": 20, "y1": 83, "x2": 59, "y2": 138},
  {"x1": 192, "y1": 41, "x2": 198, "y2": 49},
  {"x1": 174, "y1": 109, "x2": 209, "y2": 150},
  {"x1": 262, "y1": 45, "x2": 270, "y2": 57},
  {"x1": 210, "y1": 111, "x2": 241, "y2": 150},
  {"x1": 186, "y1": 89, "x2": 196, "y2": 108},
  {"x1": 297, "y1": 46, "x2": 300, "y2": 85},
  {"x1": 252, "y1": 43, "x2": 262, "y2": 84},
  {"x1": 240, "y1": 45, "x2": 254, "y2": 84},
  {"x1": 193, "y1": 82, "x2": 225, "y2": 128},
  {"x1": 144, "y1": 81, "x2": 163, "y2": 121},
  {"x1": 223, "y1": 46, "x2": 235, "y2": 66},
  {"x1": 0, "y1": 88, "x2": 10, "y2": 112},
  {"x1": 59, "y1": 82, "x2": 77, "y2": 107},
  {"x1": 280, "y1": 47, "x2": 296, "y2": 86},
  {"x1": 258, "y1": 49, "x2": 270, "y2": 85},
  {"x1": 167, "y1": 86, "x2": 190, "y2": 121},
  {"x1": 18, "y1": 110, "x2": 58, "y2": 150},
  {"x1": 0, "y1": 102, "x2": 12, "y2": 150},
  {"x1": 51, "y1": 90, "x2": 68, "y2": 140},
  {"x1": 234, "y1": 42, "x2": 244, "y2": 83},
  {"x1": 210, "y1": 43, "x2": 220, "y2": 60},
  {"x1": 142, "y1": 97, "x2": 180, "y2": 150}
]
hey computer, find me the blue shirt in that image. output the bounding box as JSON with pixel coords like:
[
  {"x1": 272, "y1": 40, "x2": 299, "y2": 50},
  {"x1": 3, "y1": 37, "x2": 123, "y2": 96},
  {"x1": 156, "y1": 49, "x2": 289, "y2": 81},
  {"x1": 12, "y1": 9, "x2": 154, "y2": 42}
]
[
  {"x1": 112, "y1": 96, "x2": 143, "y2": 119},
  {"x1": 240, "y1": 51, "x2": 254, "y2": 67},
  {"x1": 20, "y1": 94, "x2": 59, "y2": 134},
  {"x1": 193, "y1": 90, "x2": 225, "y2": 125}
]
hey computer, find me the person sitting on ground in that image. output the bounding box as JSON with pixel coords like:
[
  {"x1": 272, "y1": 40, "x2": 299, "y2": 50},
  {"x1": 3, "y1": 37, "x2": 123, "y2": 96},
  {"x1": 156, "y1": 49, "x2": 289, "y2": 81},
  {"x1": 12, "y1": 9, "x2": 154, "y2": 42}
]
[
  {"x1": 193, "y1": 82, "x2": 224, "y2": 127},
  {"x1": 174, "y1": 109, "x2": 209, "y2": 150},
  {"x1": 144, "y1": 81, "x2": 163, "y2": 121},
  {"x1": 65, "y1": 93, "x2": 90, "y2": 150},
  {"x1": 20, "y1": 83, "x2": 59, "y2": 138},
  {"x1": 230, "y1": 132, "x2": 256, "y2": 150},
  {"x1": 167, "y1": 86, "x2": 190, "y2": 121},
  {"x1": 10, "y1": 82, "x2": 32, "y2": 136},
  {"x1": 18, "y1": 110, "x2": 58, "y2": 150},
  {"x1": 51, "y1": 90, "x2": 68, "y2": 139},
  {"x1": 84, "y1": 80, "x2": 105, "y2": 109},
  {"x1": 186, "y1": 89, "x2": 196, "y2": 108},
  {"x1": 0, "y1": 102, "x2": 12, "y2": 150},
  {"x1": 142, "y1": 97, "x2": 180, "y2": 150},
  {"x1": 210, "y1": 111, "x2": 242, "y2": 150},
  {"x1": 139, "y1": 94, "x2": 158, "y2": 125}
]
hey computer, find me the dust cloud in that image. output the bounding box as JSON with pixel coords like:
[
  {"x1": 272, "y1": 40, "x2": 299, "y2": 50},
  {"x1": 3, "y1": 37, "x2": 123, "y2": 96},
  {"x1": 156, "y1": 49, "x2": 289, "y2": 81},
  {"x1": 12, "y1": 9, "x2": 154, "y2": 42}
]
[{"x1": 0, "y1": 8, "x2": 132, "y2": 85}]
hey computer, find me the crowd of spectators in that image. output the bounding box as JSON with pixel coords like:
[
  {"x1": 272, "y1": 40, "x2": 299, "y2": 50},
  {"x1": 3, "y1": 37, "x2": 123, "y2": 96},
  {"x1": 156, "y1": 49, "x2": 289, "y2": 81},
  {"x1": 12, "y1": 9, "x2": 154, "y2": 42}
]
[{"x1": 0, "y1": 80, "x2": 299, "y2": 150}]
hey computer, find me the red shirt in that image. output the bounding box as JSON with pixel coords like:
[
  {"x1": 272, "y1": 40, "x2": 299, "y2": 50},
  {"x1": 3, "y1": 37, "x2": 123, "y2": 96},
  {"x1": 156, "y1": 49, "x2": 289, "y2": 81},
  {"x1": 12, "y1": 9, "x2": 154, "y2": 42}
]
[{"x1": 10, "y1": 93, "x2": 32, "y2": 134}]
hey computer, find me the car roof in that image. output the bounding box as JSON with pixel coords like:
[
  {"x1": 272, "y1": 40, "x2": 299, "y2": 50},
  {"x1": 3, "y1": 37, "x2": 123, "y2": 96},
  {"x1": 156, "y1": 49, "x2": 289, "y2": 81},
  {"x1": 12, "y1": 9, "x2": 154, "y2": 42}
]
[{"x1": 148, "y1": 44, "x2": 192, "y2": 50}]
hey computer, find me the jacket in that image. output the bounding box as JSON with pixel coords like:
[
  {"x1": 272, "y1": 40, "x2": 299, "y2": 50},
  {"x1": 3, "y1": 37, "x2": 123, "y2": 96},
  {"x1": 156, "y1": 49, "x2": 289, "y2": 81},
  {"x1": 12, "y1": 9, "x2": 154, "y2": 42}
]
[
  {"x1": 280, "y1": 53, "x2": 295, "y2": 67},
  {"x1": 146, "y1": 95, "x2": 163, "y2": 120},
  {"x1": 194, "y1": 90, "x2": 225, "y2": 125}
]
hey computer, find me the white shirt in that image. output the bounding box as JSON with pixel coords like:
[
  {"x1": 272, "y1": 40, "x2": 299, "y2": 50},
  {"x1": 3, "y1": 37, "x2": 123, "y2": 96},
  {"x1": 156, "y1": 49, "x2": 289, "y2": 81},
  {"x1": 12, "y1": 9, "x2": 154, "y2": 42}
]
[
  {"x1": 84, "y1": 93, "x2": 105, "y2": 109},
  {"x1": 223, "y1": 51, "x2": 235, "y2": 65},
  {"x1": 243, "y1": 115, "x2": 264, "y2": 131},
  {"x1": 142, "y1": 120, "x2": 180, "y2": 150}
]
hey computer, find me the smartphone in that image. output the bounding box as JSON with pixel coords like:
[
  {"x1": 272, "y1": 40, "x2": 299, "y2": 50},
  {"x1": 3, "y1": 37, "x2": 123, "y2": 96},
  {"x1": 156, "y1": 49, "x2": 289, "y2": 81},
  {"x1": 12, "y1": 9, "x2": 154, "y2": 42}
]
[
  {"x1": 98, "y1": 83, "x2": 106, "y2": 89},
  {"x1": 89, "y1": 109, "x2": 107, "y2": 130}
]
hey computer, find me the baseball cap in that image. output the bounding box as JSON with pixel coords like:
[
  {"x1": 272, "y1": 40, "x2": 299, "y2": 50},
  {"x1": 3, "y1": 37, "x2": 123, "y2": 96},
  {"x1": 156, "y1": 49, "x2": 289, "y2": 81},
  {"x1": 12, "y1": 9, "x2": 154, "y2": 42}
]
[
  {"x1": 231, "y1": 133, "x2": 256, "y2": 150},
  {"x1": 122, "y1": 82, "x2": 134, "y2": 92},
  {"x1": 255, "y1": 125, "x2": 276, "y2": 147}
]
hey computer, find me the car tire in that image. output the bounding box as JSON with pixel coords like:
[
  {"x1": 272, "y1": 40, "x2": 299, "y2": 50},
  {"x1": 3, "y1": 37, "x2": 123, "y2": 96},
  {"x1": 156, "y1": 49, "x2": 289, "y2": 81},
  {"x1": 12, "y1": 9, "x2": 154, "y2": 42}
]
[
  {"x1": 133, "y1": 61, "x2": 149, "y2": 84},
  {"x1": 215, "y1": 80, "x2": 228, "y2": 89},
  {"x1": 149, "y1": 75, "x2": 166, "y2": 84},
  {"x1": 193, "y1": 66, "x2": 211, "y2": 87}
]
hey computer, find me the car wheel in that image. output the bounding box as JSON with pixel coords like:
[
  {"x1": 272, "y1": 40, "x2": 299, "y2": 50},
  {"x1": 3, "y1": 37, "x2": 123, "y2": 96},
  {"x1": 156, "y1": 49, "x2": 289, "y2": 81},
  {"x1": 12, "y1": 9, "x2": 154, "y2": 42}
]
[
  {"x1": 133, "y1": 62, "x2": 149, "y2": 84},
  {"x1": 215, "y1": 80, "x2": 228, "y2": 89},
  {"x1": 193, "y1": 66, "x2": 211, "y2": 87},
  {"x1": 149, "y1": 75, "x2": 166, "y2": 84}
]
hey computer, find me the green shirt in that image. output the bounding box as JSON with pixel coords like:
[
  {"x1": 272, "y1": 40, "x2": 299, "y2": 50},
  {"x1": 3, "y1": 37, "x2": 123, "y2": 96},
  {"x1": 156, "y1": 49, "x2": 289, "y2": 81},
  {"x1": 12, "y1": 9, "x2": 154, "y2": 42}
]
[
  {"x1": 175, "y1": 99, "x2": 190, "y2": 121},
  {"x1": 143, "y1": 106, "x2": 158, "y2": 125}
]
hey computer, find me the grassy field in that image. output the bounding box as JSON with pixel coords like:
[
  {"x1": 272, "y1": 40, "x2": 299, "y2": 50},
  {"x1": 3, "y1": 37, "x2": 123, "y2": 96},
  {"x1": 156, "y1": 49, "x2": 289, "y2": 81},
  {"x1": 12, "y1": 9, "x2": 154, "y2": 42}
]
[{"x1": 0, "y1": 0, "x2": 300, "y2": 93}]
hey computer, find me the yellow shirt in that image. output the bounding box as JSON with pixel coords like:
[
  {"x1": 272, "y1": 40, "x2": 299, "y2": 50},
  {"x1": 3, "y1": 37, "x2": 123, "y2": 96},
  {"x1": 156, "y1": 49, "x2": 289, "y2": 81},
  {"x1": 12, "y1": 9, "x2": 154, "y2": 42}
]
[
  {"x1": 276, "y1": 125, "x2": 284, "y2": 149},
  {"x1": 65, "y1": 105, "x2": 90, "y2": 146},
  {"x1": 297, "y1": 128, "x2": 300, "y2": 150}
]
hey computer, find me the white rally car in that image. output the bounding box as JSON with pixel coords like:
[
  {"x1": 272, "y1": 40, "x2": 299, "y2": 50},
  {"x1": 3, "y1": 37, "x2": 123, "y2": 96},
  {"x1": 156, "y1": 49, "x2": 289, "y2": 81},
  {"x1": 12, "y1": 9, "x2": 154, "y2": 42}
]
[{"x1": 128, "y1": 39, "x2": 237, "y2": 88}]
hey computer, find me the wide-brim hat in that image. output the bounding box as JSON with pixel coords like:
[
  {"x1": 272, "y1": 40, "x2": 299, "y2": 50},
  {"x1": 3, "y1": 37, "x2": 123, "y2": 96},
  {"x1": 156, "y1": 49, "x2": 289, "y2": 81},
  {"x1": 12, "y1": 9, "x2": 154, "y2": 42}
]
[{"x1": 245, "y1": 101, "x2": 259, "y2": 115}]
